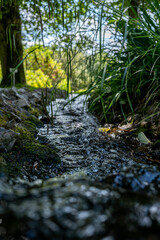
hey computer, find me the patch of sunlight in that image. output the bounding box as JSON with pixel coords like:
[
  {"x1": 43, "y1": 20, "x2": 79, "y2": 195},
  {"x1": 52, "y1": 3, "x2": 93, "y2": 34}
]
[{"x1": 98, "y1": 128, "x2": 110, "y2": 133}]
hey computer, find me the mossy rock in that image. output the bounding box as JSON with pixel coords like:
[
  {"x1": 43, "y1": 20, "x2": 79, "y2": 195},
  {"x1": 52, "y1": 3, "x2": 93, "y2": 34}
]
[
  {"x1": 15, "y1": 140, "x2": 60, "y2": 164},
  {"x1": 0, "y1": 117, "x2": 7, "y2": 127},
  {"x1": 14, "y1": 126, "x2": 34, "y2": 141},
  {"x1": 26, "y1": 115, "x2": 44, "y2": 127},
  {"x1": 0, "y1": 108, "x2": 8, "y2": 127},
  {"x1": 23, "y1": 120, "x2": 38, "y2": 135},
  {"x1": 28, "y1": 106, "x2": 41, "y2": 117}
]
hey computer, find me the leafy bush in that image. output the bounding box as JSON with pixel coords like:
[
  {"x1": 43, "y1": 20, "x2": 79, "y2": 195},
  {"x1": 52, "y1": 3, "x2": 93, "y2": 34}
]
[
  {"x1": 25, "y1": 69, "x2": 50, "y2": 88},
  {"x1": 24, "y1": 46, "x2": 67, "y2": 89}
]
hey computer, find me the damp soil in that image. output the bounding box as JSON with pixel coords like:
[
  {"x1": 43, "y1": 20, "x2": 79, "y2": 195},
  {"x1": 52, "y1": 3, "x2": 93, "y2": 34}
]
[{"x1": 0, "y1": 94, "x2": 160, "y2": 240}]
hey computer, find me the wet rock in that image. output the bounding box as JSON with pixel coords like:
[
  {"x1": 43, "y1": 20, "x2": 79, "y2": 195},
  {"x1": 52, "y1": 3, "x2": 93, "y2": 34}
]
[{"x1": 0, "y1": 127, "x2": 20, "y2": 152}]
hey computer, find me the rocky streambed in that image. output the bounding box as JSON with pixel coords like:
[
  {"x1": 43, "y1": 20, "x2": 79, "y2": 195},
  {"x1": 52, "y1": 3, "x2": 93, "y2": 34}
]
[{"x1": 0, "y1": 90, "x2": 160, "y2": 240}]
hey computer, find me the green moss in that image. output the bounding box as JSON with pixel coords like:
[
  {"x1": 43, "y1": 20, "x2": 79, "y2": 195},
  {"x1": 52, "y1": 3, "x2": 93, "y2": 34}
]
[
  {"x1": 23, "y1": 120, "x2": 37, "y2": 134},
  {"x1": 28, "y1": 106, "x2": 41, "y2": 117},
  {"x1": 0, "y1": 117, "x2": 7, "y2": 127},
  {"x1": 14, "y1": 126, "x2": 34, "y2": 141},
  {"x1": 0, "y1": 108, "x2": 8, "y2": 127},
  {"x1": 26, "y1": 115, "x2": 44, "y2": 127},
  {"x1": 16, "y1": 140, "x2": 60, "y2": 164}
]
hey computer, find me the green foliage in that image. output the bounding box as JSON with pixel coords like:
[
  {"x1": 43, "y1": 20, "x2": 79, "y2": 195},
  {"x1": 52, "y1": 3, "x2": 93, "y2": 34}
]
[
  {"x1": 57, "y1": 78, "x2": 71, "y2": 92},
  {"x1": 85, "y1": 0, "x2": 160, "y2": 123},
  {"x1": 20, "y1": 0, "x2": 92, "y2": 43},
  {"x1": 24, "y1": 46, "x2": 67, "y2": 89},
  {"x1": 26, "y1": 69, "x2": 49, "y2": 88}
]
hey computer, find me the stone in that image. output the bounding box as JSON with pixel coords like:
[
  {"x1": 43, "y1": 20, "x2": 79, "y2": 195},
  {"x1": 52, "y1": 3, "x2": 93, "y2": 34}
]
[
  {"x1": 2, "y1": 88, "x2": 28, "y2": 102},
  {"x1": 0, "y1": 93, "x2": 10, "y2": 101},
  {"x1": 6, "y1": 119, "x2": 17, "y2": 129},
  {"x1": 3, "y1": 88, "x2": 17, "y2": 100},
  {"x1": 17, "y1": 88, "x2": 26, "y2": 94},
  {"x1": 13, "y1": 98, "x2": 30, "y2": 108},
  {"x1": 32, "y1": 92, "x2": 41, "y2": 100},
  {"x1": 10, "y1": 112, "x2": 21, "y2": 122},
  {"x1": 0, "y1": 127, "x2": 20, "y2": 152},
  {"x1": 16, "y1": 107, "x2": 32, "y2": 116}
]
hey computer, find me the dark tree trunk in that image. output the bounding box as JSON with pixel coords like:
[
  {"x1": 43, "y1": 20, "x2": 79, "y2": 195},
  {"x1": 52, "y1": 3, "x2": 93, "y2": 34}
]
[
  {"x1": 0, "y1": 1, "x2": 25, "y2": 86},
  {"x1": 129, "y1": 0, "x2": 141, "y2": 19}
]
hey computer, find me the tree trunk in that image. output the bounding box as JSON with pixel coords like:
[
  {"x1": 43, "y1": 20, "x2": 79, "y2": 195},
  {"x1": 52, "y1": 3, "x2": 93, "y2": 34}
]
[
  {"x1": 0, "y1": 1, "x2": 25, "y2": 86},
  {"x1": 128, "y1": 0, "x2": 141, "y2": 19}
]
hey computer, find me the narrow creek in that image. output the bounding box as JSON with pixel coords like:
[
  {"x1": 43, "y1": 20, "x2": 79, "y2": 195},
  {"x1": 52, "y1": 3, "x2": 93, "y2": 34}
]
[{"x1": 1, "y1": 94, "x2": 160, "y2": 240}]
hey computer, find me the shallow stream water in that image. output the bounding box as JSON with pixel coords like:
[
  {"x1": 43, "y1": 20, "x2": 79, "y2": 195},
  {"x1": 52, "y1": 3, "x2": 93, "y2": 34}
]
[{"x1": 0, "y1": 95, "x2": 160, "y2": 240}]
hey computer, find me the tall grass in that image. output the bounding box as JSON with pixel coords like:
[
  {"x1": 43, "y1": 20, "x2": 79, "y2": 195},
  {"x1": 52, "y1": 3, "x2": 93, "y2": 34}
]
[{"x1": 76, "y1": 0, "x2": 160, "y2": 123}]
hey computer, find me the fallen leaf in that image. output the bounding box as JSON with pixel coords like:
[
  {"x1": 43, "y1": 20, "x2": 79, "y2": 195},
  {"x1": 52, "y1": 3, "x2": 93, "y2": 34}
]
[
  {"x1": 98, "y1": 128, "x2": 110, "y2": 133},
  {"x1": 138, "y1": 132, "x2": 151, "y2": 144}
]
